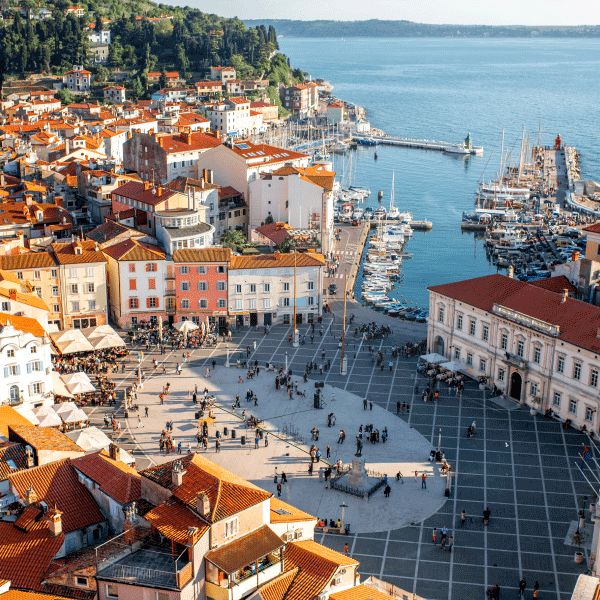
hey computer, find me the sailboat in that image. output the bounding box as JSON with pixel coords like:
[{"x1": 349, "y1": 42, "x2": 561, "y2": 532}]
[{"x1": 388, "y1": 171, "x2": 400, "y2": 220}]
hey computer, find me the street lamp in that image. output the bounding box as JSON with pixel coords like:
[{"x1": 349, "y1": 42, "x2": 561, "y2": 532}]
[{"x1": 438, "y1": 428, "x2": 442, "y2": 453}]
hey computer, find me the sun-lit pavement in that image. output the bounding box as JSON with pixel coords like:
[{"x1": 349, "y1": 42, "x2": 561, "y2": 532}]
[{"x1": 83, "y1": 310, "x2": 594, "y2": 600}]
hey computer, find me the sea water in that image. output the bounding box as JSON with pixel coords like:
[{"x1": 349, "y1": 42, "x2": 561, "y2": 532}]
[{"x1": 278, "y1": 37, "x2": 600, "y2": 308}]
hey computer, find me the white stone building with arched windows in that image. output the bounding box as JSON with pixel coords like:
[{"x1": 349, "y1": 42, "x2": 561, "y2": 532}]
[
  {"x1": 428, "y1": 273, "x2": 600, "y2": 433},
  {"x1": 0, "y1": 319, "x2": 53, "y2": 410}
]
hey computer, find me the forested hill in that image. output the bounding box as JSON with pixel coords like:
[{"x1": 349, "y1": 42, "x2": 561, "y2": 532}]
[{"x1": 243, "y1": 19, "x2": 600, "y2": 38}]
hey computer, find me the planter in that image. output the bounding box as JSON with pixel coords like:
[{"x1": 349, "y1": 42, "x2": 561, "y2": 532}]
[
  {"x1": 479, "y1": 384, "x2": 485, "y2": 391},
  {"x1": 530, "y1": 408, "x2": 538, "y2": 416},
  {"x1": 575, "y1": 552, "x2": 584, "y2": 564}
]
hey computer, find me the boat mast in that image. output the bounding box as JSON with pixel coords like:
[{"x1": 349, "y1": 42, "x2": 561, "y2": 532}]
[
  {"x1": 341, "y1": 271, "x2": 347, "y2": 374},
  {"x1": 517, "y1": 126, "x2": 525, "y2": 185}
]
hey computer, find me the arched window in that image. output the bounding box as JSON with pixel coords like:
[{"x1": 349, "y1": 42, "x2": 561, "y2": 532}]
[{"x1": 9, "y1": 385, "x2": 19, "y2": 404}]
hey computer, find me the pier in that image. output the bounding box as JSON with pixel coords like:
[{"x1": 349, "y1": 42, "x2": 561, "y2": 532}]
[{"x1": 354, "y1": 134, "x2": 483, "y2": 155}]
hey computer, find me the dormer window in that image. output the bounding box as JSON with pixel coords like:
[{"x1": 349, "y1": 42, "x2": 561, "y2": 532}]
[
  {"x1": 37, "y1": 211, "x2": 43, "y2": 220},
  {"x1": 75, "y1": 246, "x2": 83, "y2": 255}
]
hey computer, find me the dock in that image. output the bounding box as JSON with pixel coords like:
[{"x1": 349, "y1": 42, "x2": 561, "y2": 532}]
[
  {"x1": 366, "y1": 220, "x2": 432, "y2": 230},
  {"x1": 354, "y1": 134, "x2": 483, "y2": 155}
]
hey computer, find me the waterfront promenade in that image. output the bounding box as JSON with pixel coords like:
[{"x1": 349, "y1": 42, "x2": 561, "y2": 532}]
[{"x1": 83, "y1": 310, "x2": 592, "y2": 600}]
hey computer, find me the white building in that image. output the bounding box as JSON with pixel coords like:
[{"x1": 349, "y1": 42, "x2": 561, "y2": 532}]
[
  {"x1": 428, "y1": 273, "x2": 600, "y2": 432},
  {"x1": 248, "y1": 165, "x2": 336, "y2": 254},
  {"x1": 195, "y1": 141, "x2": 311, "y2": 203},
  {"x1": 205, "y1": 97, "x2": 265, "y2": 138},
  {"x1": 63, "y1": 66, "x2": 92, "y2": 93},
  {"x1": 88, "y1": 29, "x2": 111, "y2": 44},
  {"x1": 0, "y1": 320, "x2": 53, "y2": 409},
  {"x1": 228, "y1": 252, "x2": 325, "y2": 328},
  {"x1": 0, "y1": 272, "x2": 50, "y2": 330}
]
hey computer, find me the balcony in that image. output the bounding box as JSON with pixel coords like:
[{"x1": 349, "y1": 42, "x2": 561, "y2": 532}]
[
  {"x1": 97, "y1": 547, "x2": 192, "y2": 591},
  {"x1": 205, "y1": 560, "x2": 282, "y2": 600}
]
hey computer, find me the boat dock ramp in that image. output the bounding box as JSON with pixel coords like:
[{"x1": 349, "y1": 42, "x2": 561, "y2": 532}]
[
  {"x1": 368, "y1": 219, "x2": 432, "y2": 230},
  {"x1": 354, "y1": 134, "x2": 483, "y2": 155}
]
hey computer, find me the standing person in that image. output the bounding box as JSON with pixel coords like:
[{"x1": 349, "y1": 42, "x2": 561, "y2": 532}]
[
  {"x1": 280, "y1": 471, "x2": 287, "y2": 483},
  {"x1": 326, "y1": 444, "x2": 331, "y2": 458},
  {"x1": 343, "y1": 542, "x2": 349, "y2": 556},
  {"x1": 255, "y1": 434, "x2": 260, "y2": 449},
  {"x1": 483, "y1": 507, "x2": 491, "y2": 526},
  {"x1": 265, "y1": 433, "x2": 269, "y2": 447},
  {"x1": 440, "y1": 526, "x2": 448, "y2": 547},
  {"x1": 384, "y1": 484, "x2": 391, "y2": 497},
  {"x1": 461, "y1": 510, "x2": 467, "y2": 526},
  {"x1": 137, "y1": 414, "x2": 143, "y2": 428},
  {"x1": 363, "y1": 398, "x2": 368, "y2": 410},
  {"x1": 432, "y1": 528, "x2": 437, "y2": 545},
  {"x1": 533, "y1": 582, "x2": 539, "y2": 600},
  {"x1": 421, "y1": 473, "x2": 427, "y2": 489},
  {"x1": 447, "y1": 535, "x2": 453, "y2": 552},
  {"x1": 518, "y1": 578, "x2": 526, "y2": 598},
  {"x1": 277, "y1": 482, "x2": 282, "y2": 497},
  {"x1": 145, "y1": 406, "x2": 149, "y2": 417}
]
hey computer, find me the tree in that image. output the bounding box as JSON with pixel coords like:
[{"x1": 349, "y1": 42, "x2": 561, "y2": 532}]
[
  {"x1": 220, "y1": 229, "x2": 249, "y2": 251},
  {"x1": 95, "y1": 15, "x2": 103, "y2": 33},
  {"x1": 56, "y1": 87, "x2": 75, "y2": 105},
  {"x1": 108, "y1": 39, "x2": 123, "y2": 69},
  {"x1": 131, "y1": 76, "x2": 144, "y2": 99},
  {"x1": 94, "y1": 65, "x2": 109, "y2": 82},
  {"x1": 159, "y1": 68, "x2": 167, "y2": 89}
]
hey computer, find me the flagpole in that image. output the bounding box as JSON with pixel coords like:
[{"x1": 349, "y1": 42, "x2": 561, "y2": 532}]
[
  {"x1": 579, "y1": 453, "x2": 600, "y2": 486},
  {"x1": 576, "y1": 461, "x2": 600, "y2": 500},
  {"x1": 586, "y1": 438, "x2": 600, "y2": 476}
]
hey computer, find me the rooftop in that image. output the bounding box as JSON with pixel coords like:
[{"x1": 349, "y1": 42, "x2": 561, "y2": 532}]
[
  {"x1": 164, "y1": 223, "x2": 212, "y2": 239},
  {"x1": 0, "y1": 442, "x2": 29, "y2": 482},
  {"x1": 172, "y1": 248, "x2": 231, "y2": 263},
  {"x1": 8, "y1": 425, "x2": 84, "y2": 453},
  {"x1": 231, "y1": 252, "x2": 325, "y2": 270},
  {"x1": 102, "y1": 239, "x2": 165, "y2": 262},
  {"x1": 144, "y1": 497, "x2": 209, "y2": 545},
  {"x1": 0, "y1": 406, "x2": 35, "y2": 439}
]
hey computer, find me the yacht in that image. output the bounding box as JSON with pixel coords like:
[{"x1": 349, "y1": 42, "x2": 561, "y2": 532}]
[{"x1": 353, "y1": 207, "x2": 364, "y2": 220}]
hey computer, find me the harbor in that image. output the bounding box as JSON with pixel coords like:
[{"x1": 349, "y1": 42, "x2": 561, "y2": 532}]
[{"x1": 354, "y1": 132, "x2": 484, "y2": 155}]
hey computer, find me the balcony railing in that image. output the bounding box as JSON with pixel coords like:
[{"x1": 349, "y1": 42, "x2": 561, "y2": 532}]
[{"x1": 99, "y1": 561, "x2": 192, "y2": 590}]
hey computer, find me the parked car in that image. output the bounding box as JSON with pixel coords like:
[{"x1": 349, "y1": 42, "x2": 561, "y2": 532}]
[{"x1": 328, "y1": 283, "x2": 338, "y2": 295}]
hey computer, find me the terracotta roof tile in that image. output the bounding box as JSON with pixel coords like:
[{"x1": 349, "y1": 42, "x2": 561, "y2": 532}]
[
  {"x1": 0, "y1": 519, "x2": 64, "y2": 590},
  {"x1": 159, "y1": 132, "x2": 221, "y2": 155},
  {"x1": 71, "y1": 450, "x2": 140, "y2": 506},
  {"x1": 144, "y1": 497, "x2": 209, "y2": 545},
  {"x1": 0, "y1": 441, "x2": 29, "y2": 482},
  {"x1": 218, "y1": 186, "x2": 241, "y2": 200},
  {"x1": 172, "y1": 248, "x2": 231, "y2": 263},
  {"x1": 329, "y1": 584, "x2": 397, "y2": 600},
  {"x1": 529, "y1": 274, "x2": 578, "y2": 294},
  {"x1": 231, "y1": 252, "x2": 325, "y2": 270},
  {"x1": 0, "y1": 278, "x2": 49, "y2": 312},
  {"x1": 269, "y1": 498, "x2": 316, "y2": 524},
  {"x1": 8, "y1": 459, "x2": 105, "y2": 534},
  {"x1": 0, "y1": 253, "x2": 56, "y2": 270},
  {"x1": 257, "y1": 567, "x2": 299, "y2": 600},
  {"x1": 102, "y1": 239, "x2": 165, "y2": 262},
  {"x1": 51, "y1": 241, "x2": 106, "y2": 265},
  {"x1": 112, "y1": 181, "x2": 178, "y2": 207},
  {"x1": 9, "y1": 426, "x2": 84, "y2": 453},
  {"x1": 428, "y1": 273, "x2": 600, "y2": 353},
  {"x1": 0, "y1": 589, "x2": 77, "y2": 600},
  {"x1": 0, "y1": 406, "x2": 35, "y2": 439},
  {"x1": 140, "y1": 453, "x2": 271, "y2": 523},
  {"x1": 14, "y1": 504, "x2": 43, "y2": 532},
  {"x1": 0, "y1": 314, "x2": 46, "y2": 338}
]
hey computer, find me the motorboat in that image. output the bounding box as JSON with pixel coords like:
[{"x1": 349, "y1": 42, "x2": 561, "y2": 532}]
[
  {"x1": 364, "y1": 207, "x2": 374, "y2": 220},
  {"x1": 353, "y1": 207, "x2": 364, "y2": 219}
]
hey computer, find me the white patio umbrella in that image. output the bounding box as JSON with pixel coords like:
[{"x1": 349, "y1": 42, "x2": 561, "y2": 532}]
[
  {"x1": 33, "y1": 406, "x2": 57, "y2": 417},
  {"x1": 174, "y1": 321, "x2": 198, "y2": 335},
  {"x1": 37, "y1": 412, "x2": 62, "y2": 427},
  {"x1": 66, "y1": 380, "x2": 96, "y2": 395},
  {"x1": 82, "y1": 325, "x2": 119, "y2": 339},
  {"x1": 61, "y1": 372, "x2": 92, "y2": 386},
  {"x1": 53, "y1": 401, "x2": 79, "y2": 415},
  {"x1": 61, "y1": 408, "x2": 89, "y2": 424},
  {"x1": 439, "y1": 361, "x2": 463, "y2": 373}
]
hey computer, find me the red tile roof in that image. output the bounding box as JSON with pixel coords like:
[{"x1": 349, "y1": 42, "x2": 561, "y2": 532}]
[
  {"x1": 159, "y1": 131, "x2": 221, "y2": 154},
  {"x1": 0, "y1": 589, "x2": 78, "y2": 600},
  {"x1": 172, "y1": 248, "x2": 231, "y2": 263},
  {"x1": 112, "y1": 181, "x2": 178, "y2": 207},
  {"x1": 218, "y1": 186, "x2": 242, "y2": 200},
  {"x1": 231, "y1": 252, "x2": 325, "y2": 270},
  {"x1": 0, "y1": 442, "x2": 29, "y2": 483},
  {"x1": 529, "y1": 275, "x2": 578, "y2": 294},
  {"x1": 8, "y1": 425, "x2": 83, "y2": 453},
  {"x1": 143, "y1": 497, "x2": 209, "y2": 545},
  {"x1": 51, "y1": 240, "x2": 106, "y2": 265},
  {"x1": 14, "y1": 504, "x2": 43, "y2": 532},
  {"x1": 0, "y1": 518, "x2": 64, "y2": 590},
  {"x1": 428, "y1": 273, "x2": 600, "y2": 353},
  {"x1": 102, "y1": 239, "x2": 165, "y2": 262},
  {"x1": 71, "y1": 450, "x2": 140, "y2": 506},
  {"x1": 8, "y1": 459, "x2": 105, "y2": 533},
  {"x1": 0, "y1": 314, "x2": 46, "y2": 339},
  {"x1": 231, "y1": 142, "x2": 309, "y2": 165}
]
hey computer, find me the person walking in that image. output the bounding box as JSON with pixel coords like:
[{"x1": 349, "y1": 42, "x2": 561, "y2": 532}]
[
  {"x1": 281, "y1": 471, "x2": 287, "y2": 483},
  {"x1": 145, "y1": 406, "x2": 149, "y2": 417},
  {"x1": 421, "y1": 473, "x2": 427, "y2": 489},
  {"x1": 447, "y1": 535, "x2": 453, "y2": 552},
  {"x1": 483, "y1": 507, "x2": 491, "y2": 526},
  {"x1": 254, "y1": 434, "x2": 260, "y2": 449},
  {"x1": 326, "y1": 445, "x2": 331, "y2": 458},
  {"x1": 461, "y1": 510, "x2": 467, "y2": 526},
  {"x1": 343, "y1": 542, "x2": 349, "y2": 556},
  {"x1": 363, "y1": 398, "x2": 368, "y2": 410},
  {"x1": 518, "y1": 578, "x2": 526, "y2": 599},
  {"x1": 384, "y1": 484, "x2": 391, "y2": 497},
  {"x1": 265, "y1": 433, "x2": 269, "y2": 447},
  {"x1": 533, "y1": 581, "x2": 539, "y2": 600},
  {"x1": 432, "y1": 528, "x2": 437, "y2": 545},
  {"x1": 137, "y1": 414, "x2": 143, "y2": 428},
  {"x1": 277, "y1": 482, "x2": 282, "y2": 497}
]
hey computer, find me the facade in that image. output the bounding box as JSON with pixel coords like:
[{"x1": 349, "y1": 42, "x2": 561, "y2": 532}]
[
  {"x1": 205, "y1": 98, "x2": 264, "y2": 138},
  {"x1": 250, "y1": 101, "x2": 279, "y2": 122},
  {"x1": 428, "y1": 273, "x2": 600, "y2": 432},
  {"x1": 88, "y1": 29, "x2": 111, "y2": 44},
  {"x1": 326, "y1": 101, "x2": 345, "y2": 125},
  {"x1": 103, "y1": 86, "x2": 126, "y2": 103},
  {"x1": 63, "y1": 66, "x2": 92, "y2": 93},
  {"x1": 248, "y1": 165, "x2": 336, "y2": 254},
  {"x1": 0, "y1": 270, "x2": 50, "y2": 330},
  {"x1": 122, "y1": 130, "x2": 222, "y2": 184},
  {"x1": 195, "y1": 80, "x2": 223, "y2": 98},
  {"x1": 88, "y1": 41, "x2": 109, "y2": 63},
  {"x1": 172, "y1": 248, "x2": 231, "y2": 329},
  {"x1": 217, "y1": 186, "x2": 248, "y2": 237},
  {"x1": 0, "y1": 321, "x2": 53, "y2": 409},
  {"x1": 103, "y1": 239, "x2": 167, "y2": 329},
  {"x1": 210, "y1": 66, "x2": 236, "y2": 82},
  {"x1": 283, "y1": 85, "x2": 310, "y2": 117},
  {"x1": 228, "y1": 253, "x2": 325, "y2": 328},
  {"x1": 52, "y1": 240, "x2": 108, "y2": 329}
]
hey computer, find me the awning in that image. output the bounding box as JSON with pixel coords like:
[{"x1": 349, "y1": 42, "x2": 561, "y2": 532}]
[
  {"x1": 51, "y1": 373, "x2": 75, "y2": 399},
  {"x1": 205, "y1": 525, "x2": 284, "y2": 574},
  {"x1": 419, "y1": 353, "x2": 446, "y2": 365}
]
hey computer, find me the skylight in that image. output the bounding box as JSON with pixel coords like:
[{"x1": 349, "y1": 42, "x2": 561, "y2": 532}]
[
  {"x1": 236, "y1": 143, "x2": 250, "y2": 149},
  {"x1": 273, "y1": 508, "x2": 292, "y2": 515}
]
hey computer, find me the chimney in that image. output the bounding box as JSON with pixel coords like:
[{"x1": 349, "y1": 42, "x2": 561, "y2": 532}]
[
  {"x1": 187, "y1": 188, "x2": 191, "y2": 210},
  {"x1": 108, "y1": 443, "x2": 120, "y2": 462},
  {"x1": 25, "y1": 446, "x2": 34, "y2": 468},
  {"x1": 561, "y1": 289, "x2": 569, "y2": 303},
  {"x1": 196, "y1": 492, "x2": 210, "y2": 518},
  {"x1": 206, "y1": 169, "x2": 213, "y2": 185},
  {"x1": 9, "y1": 289, "x2": 17, "y2": 301},
  {"x1": 172, "y1": 460, "x2": 184, "y2": 487},
  {"x1": 144, "y1": 181, "x2": 150, "y2": 191},
  {"x1": 158, "y1": 137, "x2": 163, "y2": 147},
  {"x1": 127, "y1": 131, "x2": 131, "y2": 139},
  {"x1": 214, "y1": 130, "x2": 221, "y2": 140},
  {"x1": 25, "y1": 485, "x2": 38, "y2": 506},
  {"x1": 186, "y1": 526, "x2": 199, "y2": 547},
  {"x1": 157, "y1": 186, "x2": 162, "y2": 197},
  {"x1": 48, "y1": 506, "x2": 62, "y2": 537},
  {"x1": 572, "y1": 249, "x2": 580, "y2": 262},
  {"x1": 507, "y1": 265, "x2": 514, "y2": 278}
]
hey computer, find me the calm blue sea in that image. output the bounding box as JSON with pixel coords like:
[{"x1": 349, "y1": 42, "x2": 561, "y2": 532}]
[{"x1": 277, "y1": 37, "x2": 600, "y2": 308}]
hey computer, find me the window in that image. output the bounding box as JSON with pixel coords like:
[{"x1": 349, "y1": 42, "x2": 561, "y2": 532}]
[
  {"x1": 70, "y1": 284, "x2": 78, "y2": 294},
  {"x1": 573, "y1": 362, "x2": 582, "y2": 381},
  {"x1": 224, "y1": 517, "x2": 238, "y2": 538},
  {"x1": 146, "y1": 263, "x2": 157, "y2": 272},
  {"x1": 217, "y1": 281, "x2": 227, "y2": 291},
  {"x1": 69, "y1": 268, "x2": 77, "y2": 278},
  {"x1": 30, "y1": 346, "x2": 37, "y2": 354},
  {"x1": 516, "y1": 340, "x2": 524, "y2": 358},
  {"x1": 482, "y1": 325, "x2": 489, "y2": 342},
  {"x1": 89, "y1": 300, "x2": 96, "y2": 310},
  {"x1": 198, "y1": 281, "x2": 207, "y2": 291},
  {"x1": 307, "y1": 296, "x2": 315, "y2": 305},
  {"x1": 283, "y1": 314, "x2": 290, "y2": 324},
  {"x1": 181, "y1": 299, "x2": 190, "y2": 309},
  {"x1": 498, "y1": 368, "x2": 505, "y2": 382},
  {"x1": 86, "y1": 267, "x2": 94, "y2": 278},
  {"x1": 591, "y1": 369, "x2": 599, "y2": 388},
  {"x1": 4, "y1": 365, "x2": 19, "y2": 377},
  {"x1": 218, "y1": 298, "x2": 226, "y2": 308},
  {"x1": 501, "y1": 333, "x2": 508, "y2": 350},
  {"x1": 1, "y1": 302, "x2": 8, "y2": 312},
  {"x1": 467, "y1": 353, "x2": 473, "y2": 366},
  {"x1": 129, "y1": 298, "x2": 139, "y2": 309},
  {"x1": 308, "y1": 281, "x2": 314, "y2": 290},
  {"x1": 33, "y1": 270, "x2": 41, "y2": 280},
  {"x1": 533, "y1": 347, "x2": 541, "y2": 364},
  {"x1": 179, "y1": 266, "x2": 189, "y2": 274},
  {"x1": 6, "y1": 349, "x2": 14, "y2": 358},
  {"x1": 249, "y1": 284, "x2": 256, "y2": 293},
  {"x1": 469, "y1": 320, "x2": 476, "y2": 336},
  {"x1": 264, "y1": 283, "x2": 270, "y2": 293},
  {"x1": 263, "y1": 298, "x2": 271, "y2": 309},
  {"x1": 35, "y1": 287, "x2": 42, "y2": 298},
  {"x1": 106, "y1": 584, "x2": 118, "y2": 598},
  {"x1": 217, "y1": 266, "x2": 226, "y2": 274},
  {"x1": 129, "y1": 263, "x2": 136, "y2": 273},
  {"x1": 72, "y1": 301, "x2": 80, "y2": 312},
  {"x1": 86, "y1": 283, "x2": 95, "y2": 293},
  {"x1": 557, "y1": 355, "x2": 565, "y2": 374},
  {"x1": 147, "y1": 298, "x2": 158, "y2": 308},
  {"x1": 31, "y1": 382, "x2": 43, "y2": 395},
  {"x1": 148, "y1": 279, "x2": 156, "y2": 290},
  {"x1": 283, "y1": 282, "x2": 290, "y2": 292},
  {"x1": 530, "y1": 382, "x2": 538, "y2": 397},
  {"x1": 180, "y1": 282, "x2": 189, "y2": 292},
  {"x1": 283, "y1": 298, "x2": 290, "y2": 307},
  {"x1": 249, "y1": 299, "x2": 257, "y2": 309},
  {"x1": 52, "y1": 285, "x2": 59, "y2": 296},
  {"x1": 552, "y1": 392, "x2": 561, "y2": 407},
  {"x1": 586, "y1": 407, "x2": 595, "y2": 422},
  {"x1": 17, "y1": 271, "x2": 23, "y2": 280},
  {"x1": 198, "y1": 266, "x2": 206, "y2": 274},
  {"x1": 438, "y1": 307, "x2": 444, "y2": 323},
  {"x1": 156, "y1": 593, "x2": 168, "y2": 600},
  {"x1": 51, "y1": 269, "x2": 58, "y2": 278},
  {"x1": 235, "y1": 300, "x2": 242, "y2": 310},
  {"x1": 454, "y1": 348, "x2": 460, "y2": 360},
  {"x1": 235, "y1": 284, "x2": 242, "y2": 294},
  {"x1": 569, "y1": 399, "x2": 577, "y2": 415},
  {"x1": 457, "y1": 315, "x2": 463, "y2": 330},
  {"x1": 76, "y1": 578, "x2": 87, "y2": 587},
  {"x1": 479, "y1": 358, "x2": 486, "y2": 373}
]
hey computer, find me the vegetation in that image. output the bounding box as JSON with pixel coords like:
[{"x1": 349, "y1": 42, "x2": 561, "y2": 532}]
[
  {"x1": 243, "y1": 18, "x2": 600, "y2": 38},
  {"x1": 220, "y1": 229, "x2": 255, "y2": 252}
]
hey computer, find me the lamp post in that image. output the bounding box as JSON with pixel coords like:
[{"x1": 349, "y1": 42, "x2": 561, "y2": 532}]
[
  {"x1": 340, "y1": 271, "x2": 348, "y2": 375},
  {"x1": 340, "y1": 502, "x2": 348, "y2": 530},
  {"x1": 285, "y1": 351, "x2": 288, "y2": 373},
  {"x1": 438, "y1": 428, "x2": 442, "y2": 453},
  {"x1": 292, "y1": 251, "x2": 299, "y2": 347},
  {"x1": 226, "y1": 347, "x2": 230, "y2": 368}
]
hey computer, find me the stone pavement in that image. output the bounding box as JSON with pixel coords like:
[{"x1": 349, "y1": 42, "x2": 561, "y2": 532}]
[{"x1": 83, "y1": 314, "x2": 595, "y2": 600}]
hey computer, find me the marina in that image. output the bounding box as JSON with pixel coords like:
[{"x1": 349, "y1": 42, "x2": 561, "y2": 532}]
[{"x1": 354, "y1": 132, "x2": 484, "y2": 155}]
